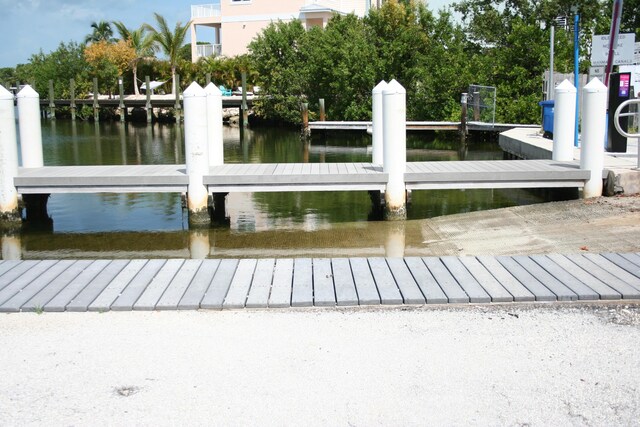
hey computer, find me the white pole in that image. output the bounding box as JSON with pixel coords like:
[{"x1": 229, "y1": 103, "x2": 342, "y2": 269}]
[
  {"x1": 372, "y1": 80, "x2": 387, "y2": 166},
  {"x1": 552, "y1": 79, "x2": 576, "y2": 161},
  {"x1": 382, "y1": 79, "x2": 406, "y2": 219},
  {"x1": 205, "y1": 83, "x2": 224, "y2": 166},
  {"x1": 183, "y1": 82, "x2": 210, "y2": 223},
  {"x1": 0, "y1": 85, "x2": 20, "y2": 218},
  {"x1": 580, "y1": 78, "x2": 607, "y2": 198},
  {"x1": 16, "y1": 85, "x2": 43, "y2": 168}
]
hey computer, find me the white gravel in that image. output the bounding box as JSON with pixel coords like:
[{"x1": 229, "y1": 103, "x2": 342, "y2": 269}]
[{"x1": 1, "y1": 304, "x2": 639, "y2": 426}]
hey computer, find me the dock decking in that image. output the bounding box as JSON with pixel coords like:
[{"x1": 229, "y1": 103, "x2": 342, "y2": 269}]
[
  {"x1": 14, "y1": 159, "x2": 591, "y2": 194},
  {"x1": 308, "y1": 121, "x2": 540, "y2": 133},
  {"x1": 1, "y1": 253, "x2": 640, "y2": 312}
]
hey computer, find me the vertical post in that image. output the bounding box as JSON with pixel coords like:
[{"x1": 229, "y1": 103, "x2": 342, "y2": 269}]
[
  {"x1": 241, "y1": 71, "x2": 248, "y2": 128},
  {"x1": 319, "y1": 98, "x2": 326, "y2": 121},
  {"x1": 580, "y1": 78, "x2": 607, "y2": 198},
  {"x1": 301, "y1": 102, "x2": 310, "y2": 137},
  {"x1": 0, "y1": 85, "x2": 20, "y2": 221},
  {"x1": 183, "y1": 82, "x2": 210, "y2": 225},
  {"x1": 48, "y1": 80, "x2": 56, "y2": 120},
  {"x1": 145, "y1": 76, "x2": 152, "y2": 124},
  {"x1": 205, "y1": 73, "x2": 211, "y2": 86},
  {"x1": 17, "y1": 85, "x2": 44, "y2": 168},
  {"x1": 573, "y1": 12, "x2": 580, "y2": 148},
  {"x1": 69, "y1": 79, "x2": 76, "y2": 121},
  {"x1": 552, "y1": 80, "x2": 577, "y2": 161},
  {"x1": 118, "y1": 76, "x2": 125, "y2": 123},
  {"x1": 372, "y1": 81, "x2": 387, "y2": 166},
  {"x1": 205, "y1": 83, "x2": 224, "y2": 166},
  {"x1": 548, "y1": 24, "x2": 555, "y2": 100},
  {"x1": 460, "y1": 93, "x2": 468, "y2": 145},
  {"x1": 382, "y1": 79, "x2": 407, "y2": 220},
  {"x1": 174, "y1": 74, "x2": 182, "y2": 123},
  {"x1": 473, "y1": 91, "x2": 480, "y2": 121},
  {"x1": 93, "y1": 78, "x2": 99, "y2": 122}
]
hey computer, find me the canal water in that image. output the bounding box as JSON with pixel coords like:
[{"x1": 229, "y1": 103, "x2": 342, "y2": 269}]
[{"x1": 9, "y1": 121, "x2": 554, "y2": 259}]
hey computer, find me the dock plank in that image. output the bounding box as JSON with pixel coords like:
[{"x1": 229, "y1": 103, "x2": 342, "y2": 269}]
[
  {"x1": 201, "y1": 259, "x2": 239, "y2": 309},
  {"x1": 441, "y1": 257, "x2": 491, "y2": 303},
  {"x1": 350, "y1": 258, "x2": 380, "y2": 305},
  {"x1": 0, "y1": 261, "x2": 42, "y2": 294},
  {"x1": 386, "y1": 258, "x2": 426, "y2": 305},
  {"x1": 545, "y1": 254, "x2": 620, "y2": 300},
  {"x1": 563, "y1": 254, "x2": 640, "y2": 299},
  {"x1": 422, "y1": 257, "x2": 469, "y2": 303},
  {"x1": 44, "y1": 260, "x2": 111, "y2": 312},
  {"x1": 111, "y1": 260, "x2": 166, "y2": 311},
  {"x1": 22, "y1": 260, "x2": 93, "y2": 311},
  {"x1": 313, "y1": 258, "x2": 336, "y2": 307},
  {"x1": 529, "y1": 255, "x2": 599, "y2": 300},
  {"x1": 602, "y1": 253, "x2": 640, "y2": 279},
  {"x1": 458, "y1": 257, "x2": 513, "y2": 302},
  {"x1": 513, "y1": 256, "x2": 577, "y2": 301},
  {"x1": 246, "y1": 259, "x2": 275, "y2": 308},
  {"x1": 178, "y1": 259, "x2": 221, "y2": 310},
  {"x1": 331, "y1": 258, "x2": 358, "y2": 306},
  {"x1": 134, "y1": 259, "x2": 184, "y2": 310},
  {"x1": 368, "y1": 258, "x2": 403, "y2": 305},
  {"x1": 88, "y1": 260, "x2": 147, "y2": 312},
  {"x1": 583, "y1": 254, "x2": 640, "y2": 292},
  {"x1": 156, "y1": 260, "x2": 202, "y2": 310},
  {"x1": 476, "y1": 256, "x2": 534, "y2": 302},
  {"x1": 268, "y1": 259, "x2": 294, "y2": 308},
  {"x1": 66, "y1": 260, "x2": 129, "y2": 311},
  {"x1": 291, "y1": 258, "x2": 313, "y2": 307},
  {"x1": 404, "y1": 258, "x2": 447, "y2": 304},
  {"x1": 496, "y1": 257, "x2": 556, "y2": 301},
  {"x1": 0, "y1": 260, "x2": 58, "y2": 306},
  {"x1": 223, "y1": 259, "x2": 256, "y2": 309},
  {"x1": 0, "y1": 261, "x2": 73, "y2": 312}
]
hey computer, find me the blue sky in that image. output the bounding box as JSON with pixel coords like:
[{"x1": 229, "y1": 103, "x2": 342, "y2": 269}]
[{"x1": 0, "y1": 0, "x2": 455, "y2": 68}]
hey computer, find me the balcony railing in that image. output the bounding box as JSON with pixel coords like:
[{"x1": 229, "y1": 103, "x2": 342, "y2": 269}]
[
  {"x1": 196, "y1": 44, "x2": 222, "y2": 59},
  {"x1": 191, "y1": 4, "x2": 221, "y2": 19}
]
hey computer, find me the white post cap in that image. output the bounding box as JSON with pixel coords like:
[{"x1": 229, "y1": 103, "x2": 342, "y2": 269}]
[
  {"x1": 204, "y1": 82, "x2": 222, "y2": 96},
  {"x1": 583, "y1": 77, "x2": 607, "y2": 93},
  {"x1": 16, "y1": 85, "x2": 39, "y2": 99},
  {"x1": 372, "y1": 80, "x2": 388, "y2": 94},
  {"x1": 0, "y1": 85, "x2": 13, "y2": 100},
  {"x1": 183, "y1": 82, "x2": 205, "y2": 97},
  {"x1": 382, "y1": 79, "x2": 406, "y2": 95},
  {"x1": 555, "y1": 79, "x2": 576, "y2": 93}
]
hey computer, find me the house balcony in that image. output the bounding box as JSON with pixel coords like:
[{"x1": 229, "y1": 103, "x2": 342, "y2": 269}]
[
  {"x1": 191, "y1": 4, "x2": 221, "y2": 20},
  {"x1": 196, "y1": 43, "x2": 222, "y2": 60}
]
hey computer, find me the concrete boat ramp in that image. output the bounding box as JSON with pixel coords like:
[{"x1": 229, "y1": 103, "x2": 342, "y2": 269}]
[{"x1": 1, "y1": 253, "x2": 640, "y2": 313}]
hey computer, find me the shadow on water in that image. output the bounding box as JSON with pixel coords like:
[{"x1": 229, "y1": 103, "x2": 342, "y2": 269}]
[{"x1": 6, "y1": 121, "x2": 578, "y2": 259}]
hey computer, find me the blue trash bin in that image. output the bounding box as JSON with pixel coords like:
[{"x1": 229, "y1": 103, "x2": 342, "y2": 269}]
[{"x1": 538, "y1": 100, "x2": 555, "y2": 139}]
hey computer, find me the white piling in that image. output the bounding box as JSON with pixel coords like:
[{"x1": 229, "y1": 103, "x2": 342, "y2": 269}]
[
  {"x1": 205, "y1": 83, "x2": 224, "y2": 166},
  {"x1": 552, "y1": 79, "x2": 576, "y2": 162},
  {"x1": 580, "y1": 78, "x2": 607, "y2": 198},
  {"x1": 382, "y1": 79, "x2": 407, "y2": 219},
  {"x1": 16, "y1": 85, "x2": 44, "y2": 168},
  {"x1": 0, "y1": 85, "x2": 20, "y2": 219},
  {"x1": 372, "y1": 80, "x2": 387, "y2": 166},
  {"x1": 183, "y1": 82, "x2": 210, "y2": 224}
]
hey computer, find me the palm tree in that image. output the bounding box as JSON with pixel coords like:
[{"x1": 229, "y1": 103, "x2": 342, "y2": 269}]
[
  {"x1": 144, "y1": 13, "x2": 191, "y2": 95},
  {"x1": 85, "y1": 20, "x2": 115, "y2": 44},
  {"x1": 113, "y1": 21, "x2": 156, "y2": 95}
]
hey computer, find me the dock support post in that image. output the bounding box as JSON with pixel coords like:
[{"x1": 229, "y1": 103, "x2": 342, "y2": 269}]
[
  {"x1": 92, "y1": 78, "x2": 99, "y2": 122},
  {"x1": 473, "y1": 91, "x2": 480, "y2": 121},
  {"x1": 382, "y1": 79, "x2": 407, "y2": 220},
  {"x1": 301, "y1": 102, "x2": 310, "y2": 138},
  {"x1": 319, "y1": 98, "x2": 326, "y2": 122},
  {"x1": 0, "y1": 85, "x2": 20, "y2": 223},
  {"x1": 205, "y1": 83, "x2": 224, "y2": 166},
  {"x1": 70, "y1": 79, "x2": 76, "y2": 121},
  {"x1": 205, "y1": 73, "x2": 211, "y2": 86},
  {"x1": 17, "y1": 85, "x2": 44, "y2": 168},
  {"x1": 48, "y1": 80, "x2": 56, "y2": 120},
  {"x1": 552, "y1": 80, "x2": 576, "y2": 161},
  {"x1": 372, "y1": 81, "x2": 387, "y2": 166},
  {"x1": 459, "y1": 92, "x2": 468, "y2": 145},
  {"x1": 118, "y1": 76, "x2": 126, "y2": 123},
  {"x1": 241, "y1": 71, "x2": 249, "y2": 128},
  {"x1": 183, "y1": 82, "x2": 211, "y2": 225},
  {"x1": 580, "y1": 78, "x2": 607, "y2": 198},
  {"x1": 145, "y1": 76, "x2": 152, "y2": 124},
  {"x1": 174, "y1": 74, "x2": 182, "y2": 124}
]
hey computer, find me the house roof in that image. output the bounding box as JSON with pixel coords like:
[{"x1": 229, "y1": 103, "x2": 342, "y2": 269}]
[{"x1": 299, "y1": 3, "x2": 340, "y2": 14}]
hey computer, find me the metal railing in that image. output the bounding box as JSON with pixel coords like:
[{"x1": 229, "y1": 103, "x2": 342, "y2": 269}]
[
  {"x1": 191, "y1": 4, "x2": 221, "y2": 19},
  {"x1": 196, "y1": 44, "x2": 222, "y2": 59},
  {"x1": 614, "y1": 99, "x2": 640, "y2": 169}
]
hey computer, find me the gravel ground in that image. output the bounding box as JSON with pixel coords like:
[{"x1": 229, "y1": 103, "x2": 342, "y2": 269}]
[{"x1": 1, "y1": 303, "x2": 639, "y2": 426}]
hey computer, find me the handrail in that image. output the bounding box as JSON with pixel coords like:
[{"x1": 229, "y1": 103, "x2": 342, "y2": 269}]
[{"x1": 613, "y1": 98, "x2": 640, "y2": 169}]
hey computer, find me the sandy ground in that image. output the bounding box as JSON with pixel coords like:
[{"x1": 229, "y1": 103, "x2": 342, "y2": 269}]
[{"x1": 1, "y1": 304, "x2": 639, "y2": 426}]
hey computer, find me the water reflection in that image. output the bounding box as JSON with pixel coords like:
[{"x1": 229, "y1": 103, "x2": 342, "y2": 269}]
[{"x1": 4, "y1": 121, "x2": 563, "y2": 259}]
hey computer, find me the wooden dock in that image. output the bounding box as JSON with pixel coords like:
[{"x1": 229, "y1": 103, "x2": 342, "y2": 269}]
[
  {"x1": 40, "y1": 95, "x2": 253, "y2": 110},
  {"x1": 308, "y1": 121, "x2": 540, "y2": 133},
  {"x1": 1, "y1": 253, "x2": 639, "y2": 312},
  {"x1": 14, "y1": 159, "x2": 592, "y2": 195}
]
